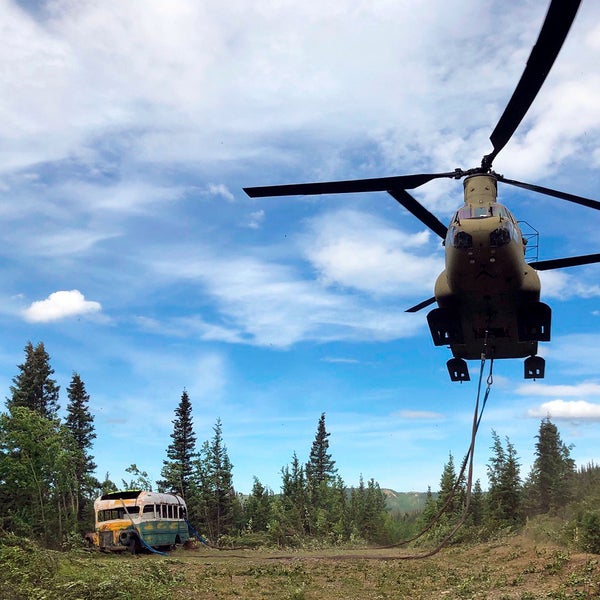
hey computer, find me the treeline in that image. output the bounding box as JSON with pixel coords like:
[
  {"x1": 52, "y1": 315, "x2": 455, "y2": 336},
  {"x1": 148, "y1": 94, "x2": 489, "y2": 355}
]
[
  {"x1": 420, "y1": 423, "x2": 600, "y2": 553},
  {"x1": 2, "y1": 341, "x2": 600, "y2": 553},
  {"x1": 155, "y1": 397, "x2": 398, "y2": 546},
  {"x1": 0, "y1": 342, "x2": 395, "y2": 547}
]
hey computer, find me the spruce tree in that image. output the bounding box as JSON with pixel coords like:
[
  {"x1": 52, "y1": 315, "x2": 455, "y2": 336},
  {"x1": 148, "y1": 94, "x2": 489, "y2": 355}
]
[
  {"x1": 437, "y1": 452, "x2": 461, "y2": 516},
  {"x1": 306, "y1": 413, "x2": 337, "y2": 487},
  {"x1": 486, "y1": 430, "x2": 522, "y2": 525},
  {"x1": 158, "y1": 390, "x2": 197, "y2": 498},
  {"x1": 525, "y1": 418, "x2": 575, "y2": 514},
  {"x1": 280, "y1": 452, "x2": 309, "y2": 534},
  {"x1": 7, "y1": 341, "x2": 60, "y2": 419},
  {"x1": 244, "y1": 477, "x2": 272, "y2": 532},
  {"x1": 305, "y1": 413, "x2": 338, "y2": 535},
  {"x1": 195, "y1": 418, "x2": 237, "y2": 541},
  {"x1": 65, "y1": 373, "x2": 98, "y2": 523}
]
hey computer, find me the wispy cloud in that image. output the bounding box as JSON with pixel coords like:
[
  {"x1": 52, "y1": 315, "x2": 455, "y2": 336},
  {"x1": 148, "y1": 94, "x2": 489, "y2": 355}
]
[
  {"x1": 396, "y1": 410, "x2": 444, "y2": 420},
  {"x1": 303, "y1": 209, "x2": 443, "y2": 296},
  {"x1": 517, "y1": 381, "x2": 600, "y2": 398}
]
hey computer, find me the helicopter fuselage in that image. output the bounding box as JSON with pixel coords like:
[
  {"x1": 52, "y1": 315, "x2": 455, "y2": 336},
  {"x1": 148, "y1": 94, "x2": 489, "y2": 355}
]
[{"x1": 426, "y1": 175, "x2": 550, "y2": 370}]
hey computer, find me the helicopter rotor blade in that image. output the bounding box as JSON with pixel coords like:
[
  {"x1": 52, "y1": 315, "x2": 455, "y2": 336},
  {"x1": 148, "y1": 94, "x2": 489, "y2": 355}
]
[
  {"x1": 482, "y1": 0, "x2": 581, "y2": 169},
  {"x1": 498, "y1": 176, "x2": 600, "y2": 211},
  {"x1": 529, "y1": 253, "x2": 600, "y2": 271},
  {"x1": 387, "y1": 189, "x2": 448, "y2": 239},
  {"x1": 243, "y1": 171, "x2": 460, "y2": 198},
  {"x1": 405, "y1": 296, "x2": 437, "y2": 313}
]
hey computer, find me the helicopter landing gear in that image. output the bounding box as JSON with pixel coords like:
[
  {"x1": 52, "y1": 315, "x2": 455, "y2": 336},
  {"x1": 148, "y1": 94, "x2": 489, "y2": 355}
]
[
  {"x1": 447, "y1": 358, "x2": 470, "y2": 382},
  {"x1": 524, "y1": 355, "x2": 545, "y2": 379},
  {"x1": 518, "y1": 302, "x2": 551, "y2": 342},
  {"x1": 427, "y1": 308, "x2": 463, "y2": 346}
]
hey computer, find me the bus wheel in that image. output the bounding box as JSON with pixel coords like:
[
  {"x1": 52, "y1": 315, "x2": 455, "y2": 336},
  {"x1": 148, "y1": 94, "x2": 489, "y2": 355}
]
[{"x1": 127, "y1": 535, "x2": 139, "y2": 555}]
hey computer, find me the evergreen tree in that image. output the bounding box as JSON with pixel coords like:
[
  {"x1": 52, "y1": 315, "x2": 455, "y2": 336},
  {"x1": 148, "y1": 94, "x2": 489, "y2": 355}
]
[
  {"x1": 280, "y1": 452, "x2": 309, "y2": 534},
  {"x1": 420, "y1": 485, "x2": 438, "y2": 528},
  {"x1": 305, "y1": 413, "x2": 337, "y2": 487},
  {"x1": 305, "y1": 413, "x2": 338, "y2": 534},
  {"x1": 362, "y1": 478, "x2": 388, "y2": 542},
  {"x1": 65, "y1": 373, "x2": 98, "y2": 524},
  {"x1": 525, "y1": 418, "x2": 575, "y2": 514},
  {"x1": 486, "y1": 431, "x2": 522, "y2": 525},
  {"x1": 244, "y1": 477, "x2": 272, "y2": 532},
  {"x1": 194, "y1": 418, "x2": 237, "y2": 541},
  {"x1": 437, "y1": 452, "x2": 462, "y2": 516},
  {"x1": 158, "y1": 390, "x2": 197, "y2": 498},
  {"x1": 469, "y1": 479, "x2": 484, "y2": 526},
  {"x1": 7, "y1": 341, "x2": 60, "y2": 419}
]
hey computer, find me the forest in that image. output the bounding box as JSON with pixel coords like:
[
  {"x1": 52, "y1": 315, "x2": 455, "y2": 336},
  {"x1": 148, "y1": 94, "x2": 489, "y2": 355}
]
[{"x1": 1, "y1": 340, "x2": 600, "y2": 556}]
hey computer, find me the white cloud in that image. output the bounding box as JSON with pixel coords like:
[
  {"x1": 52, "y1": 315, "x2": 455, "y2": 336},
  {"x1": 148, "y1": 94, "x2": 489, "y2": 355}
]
[
  {"x1": 527, "y1": 399, "x2": 600, "y2": 421},
  {"x1": 22, "y1": 290, "x2": 102, "y2": 322},
  {"x1": 538, "y1": 270, "x2": 600, "y2": 300},
  {"x1": 303, "y1": 209, "x2": 443, "y2": 296}
]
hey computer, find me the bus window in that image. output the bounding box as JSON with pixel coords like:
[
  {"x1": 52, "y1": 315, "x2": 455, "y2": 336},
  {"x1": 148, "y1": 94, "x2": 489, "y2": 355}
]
[
  {"x1": 168, "y1": 505, "x2": 173, "y2": 519},
  {"x1": 142, "y1": 504, "x2": 155, "y2": 518},
  {"x1": 97, "y1": 506, "x2": 139, "y2": 522},
  {"x1": 161, "y1": 504, "x2": 167, "y2": 519}
]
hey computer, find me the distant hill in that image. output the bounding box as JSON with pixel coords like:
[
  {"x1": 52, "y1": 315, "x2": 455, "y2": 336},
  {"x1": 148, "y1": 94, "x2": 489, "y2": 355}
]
[{"x1": 381, "y1": 489, "x2": 432, "y2": 513}]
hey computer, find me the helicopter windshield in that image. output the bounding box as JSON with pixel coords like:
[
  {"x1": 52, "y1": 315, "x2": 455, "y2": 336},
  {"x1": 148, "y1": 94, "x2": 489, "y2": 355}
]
[{"x1": 457, "y1": 203, "x2": 508, "y2": 220}]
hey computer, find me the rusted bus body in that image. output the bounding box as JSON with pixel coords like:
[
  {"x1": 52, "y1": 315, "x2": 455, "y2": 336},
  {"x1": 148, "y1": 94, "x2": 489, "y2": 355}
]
[{"x1": 86, "y1": 490, "x2": 190, "y2": 552}]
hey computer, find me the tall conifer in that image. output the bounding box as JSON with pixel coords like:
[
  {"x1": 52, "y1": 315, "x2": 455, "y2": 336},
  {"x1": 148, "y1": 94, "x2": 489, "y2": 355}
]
[
  {"x1": 7, "y1": 341, "x2": 60, "y2": 419},
  {"x1": 305, "y1": 413, "x2": 337, "y2": 487},
  {"x1": 159, "y1": 390, "x2": 197, "y2": 498},
  {"x1": 65, "y1": 373, "x2": 97, "y2": 521},
  {"x1": 525, "y1": 418, "x2": 575, "y2": 514}
]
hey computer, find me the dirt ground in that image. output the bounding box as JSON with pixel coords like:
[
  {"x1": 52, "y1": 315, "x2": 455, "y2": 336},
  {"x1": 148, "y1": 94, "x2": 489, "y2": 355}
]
[{"x1": 163, "y1": 535, "x2": 599, "y2": 599}]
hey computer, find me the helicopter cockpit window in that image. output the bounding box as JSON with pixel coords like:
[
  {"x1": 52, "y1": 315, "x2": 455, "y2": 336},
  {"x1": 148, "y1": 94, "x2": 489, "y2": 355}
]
[{"x1": 458, "y1": 204, "x2": 505, "y2": 220}]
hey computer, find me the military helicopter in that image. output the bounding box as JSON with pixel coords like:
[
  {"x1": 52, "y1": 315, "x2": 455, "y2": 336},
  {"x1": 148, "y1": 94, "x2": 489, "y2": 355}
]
[{"x1": 244, "y1": 0, "x2": 600, "y2": 382}]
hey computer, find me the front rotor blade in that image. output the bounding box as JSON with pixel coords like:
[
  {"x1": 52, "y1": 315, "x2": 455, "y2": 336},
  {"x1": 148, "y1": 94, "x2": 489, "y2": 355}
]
[
  {"x1": 483, "y1": 0, "x2": 581, "y2": 167},
  {"x1": 406, "y1": 296, "x2": 437, "y2": 313},
  {"x1": 529, "y1": 253, "x2": 600, "y2": 271},
  {"x1": 244, "y1": 171, "x2": 459, "y2": 198},
  {"x1": 387, "y1": 189, "x2": 448, "y2": 239},
  {"x1": 499, "y1": 176, "x2": 600, "y2": 211}
]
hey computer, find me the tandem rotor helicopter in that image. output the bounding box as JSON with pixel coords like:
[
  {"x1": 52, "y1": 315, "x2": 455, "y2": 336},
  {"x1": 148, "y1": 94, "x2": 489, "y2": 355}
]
[{"x1": 245, "y1": 0, "x2": 600, "y2": 382}]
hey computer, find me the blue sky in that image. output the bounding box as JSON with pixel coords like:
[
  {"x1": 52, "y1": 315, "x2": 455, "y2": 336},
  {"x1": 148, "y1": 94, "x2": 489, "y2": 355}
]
[{"x1": 1, "y1": 0, "x2": 600, "y2": 494}]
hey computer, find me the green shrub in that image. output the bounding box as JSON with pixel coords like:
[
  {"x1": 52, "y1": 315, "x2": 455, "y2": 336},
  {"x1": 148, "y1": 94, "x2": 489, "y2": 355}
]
[{"x1": 578, "y1": 511, "x2": 600, "y2": 554}]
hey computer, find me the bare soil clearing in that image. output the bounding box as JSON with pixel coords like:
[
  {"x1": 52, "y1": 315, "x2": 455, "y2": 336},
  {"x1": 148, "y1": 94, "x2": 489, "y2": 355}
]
[{"x1": 157, "y1": 535, "x2": 599, "y2": 599}]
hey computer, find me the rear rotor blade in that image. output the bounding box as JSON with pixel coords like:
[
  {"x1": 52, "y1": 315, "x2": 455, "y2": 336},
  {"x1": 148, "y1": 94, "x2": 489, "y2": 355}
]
[
  {"x1": 482, "y1": 0, "x2": 581, "y2": 168},
  {"x1": 387, "y1": 189, "x2": 448, "y2": 239},
  {"x1": 499, "y1": 176, "x2": 600, "y2": 211},
  {"x1": 529, "y1": 253, "x2": 600, "y2": 271},
  {"x1": 406, "y1": 296, "x2": 437, "y2": 313},
  {"x1": 244, "y1": 171, "x2": 459, "y2": 198}
]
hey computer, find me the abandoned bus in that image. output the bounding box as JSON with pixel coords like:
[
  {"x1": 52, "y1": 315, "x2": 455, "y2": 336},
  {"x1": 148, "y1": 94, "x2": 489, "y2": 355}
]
[{"x1": 86, "y1": 490, "x2": 190, "y2": 552}]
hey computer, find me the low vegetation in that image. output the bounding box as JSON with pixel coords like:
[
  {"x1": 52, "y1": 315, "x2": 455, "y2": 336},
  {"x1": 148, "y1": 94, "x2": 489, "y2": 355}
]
[{"x1": 2, "y1": 523, "x2": 599, "y2": 600}]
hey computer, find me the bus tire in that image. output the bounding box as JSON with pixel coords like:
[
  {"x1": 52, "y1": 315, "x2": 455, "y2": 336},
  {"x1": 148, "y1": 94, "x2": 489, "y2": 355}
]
[{"x1": 128, "y1": 535, "x2": 139, "y2": 555}]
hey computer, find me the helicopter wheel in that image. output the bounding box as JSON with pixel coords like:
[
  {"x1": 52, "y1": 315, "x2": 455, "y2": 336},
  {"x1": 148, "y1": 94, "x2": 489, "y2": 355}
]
[
  {"x1": 518, "y1": 302, "x2": 551, "y2": 342},
  {"x1": 447, "y1": 358, "x2": 470, "y2": 382},
  {"x1": 524, "y1": 355, "x2": 545, "y2": 380}
]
